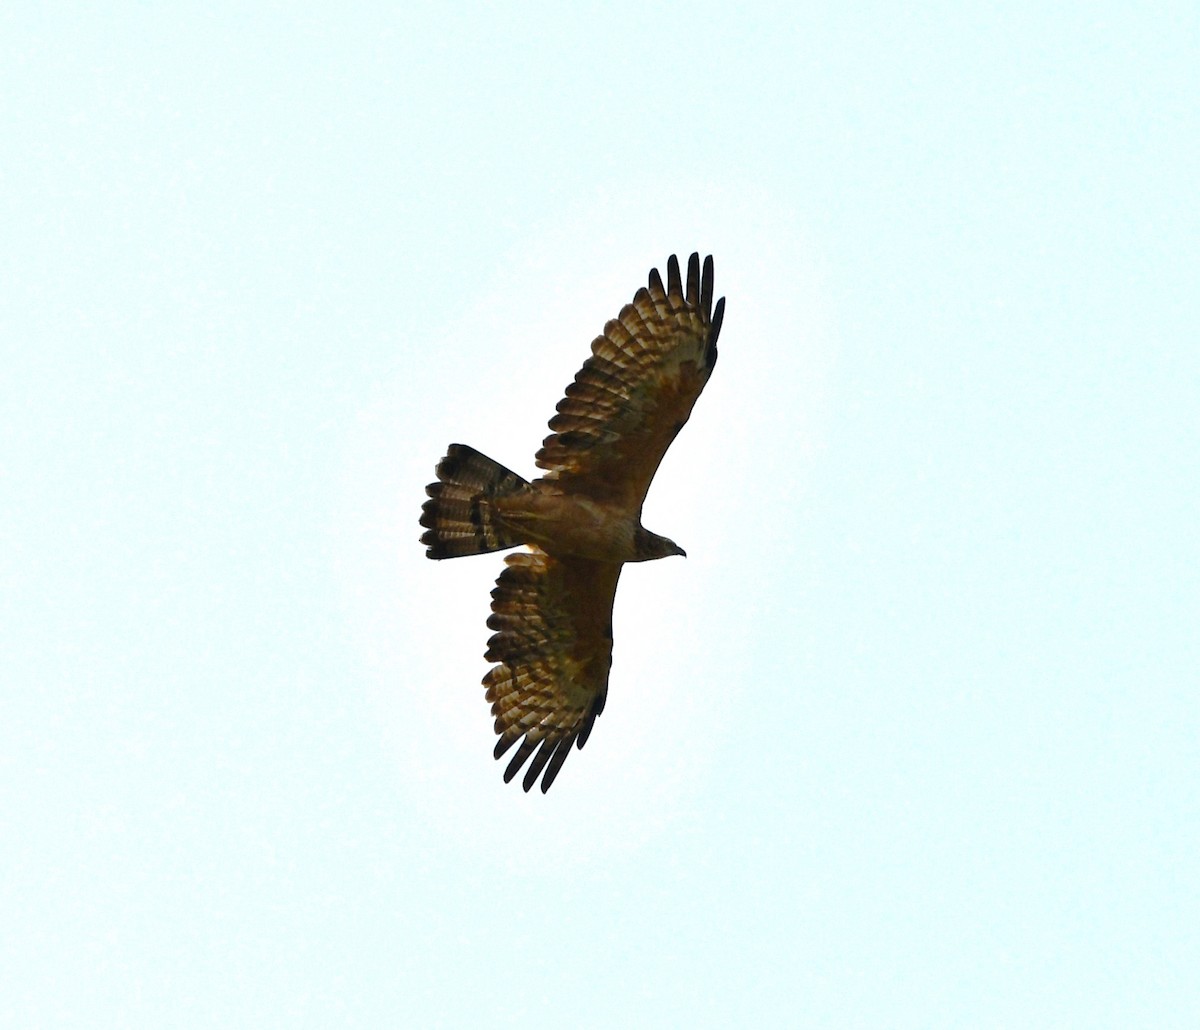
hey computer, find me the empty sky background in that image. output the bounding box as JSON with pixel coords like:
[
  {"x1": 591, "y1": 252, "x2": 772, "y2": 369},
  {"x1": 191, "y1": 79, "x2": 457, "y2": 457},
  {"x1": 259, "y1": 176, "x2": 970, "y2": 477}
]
[{"x1": 3, "y1": 3, "x2": 1197, "y2": 1026}]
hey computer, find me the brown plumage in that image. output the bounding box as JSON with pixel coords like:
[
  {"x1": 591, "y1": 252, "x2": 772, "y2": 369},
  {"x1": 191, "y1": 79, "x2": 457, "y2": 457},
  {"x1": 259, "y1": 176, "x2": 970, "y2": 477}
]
[{"x1": 420, "y1": 253, "x2": 726, "y2": 792}]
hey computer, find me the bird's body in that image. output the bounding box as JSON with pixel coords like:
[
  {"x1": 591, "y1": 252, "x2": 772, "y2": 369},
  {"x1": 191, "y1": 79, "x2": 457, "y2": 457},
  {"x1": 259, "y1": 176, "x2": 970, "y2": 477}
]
[
  {"x1": 420, "y1": 253, "x2": 725, "y2": 792},
  {"x1": 490, "y1": 489, "x2": 676, "y2": 563}
]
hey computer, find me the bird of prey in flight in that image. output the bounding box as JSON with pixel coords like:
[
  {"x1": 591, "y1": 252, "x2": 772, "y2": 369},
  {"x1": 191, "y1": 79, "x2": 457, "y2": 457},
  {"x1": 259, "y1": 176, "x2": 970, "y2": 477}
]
[{"x1": 420, "y1": 253, "x2": 725, "y2": 792}]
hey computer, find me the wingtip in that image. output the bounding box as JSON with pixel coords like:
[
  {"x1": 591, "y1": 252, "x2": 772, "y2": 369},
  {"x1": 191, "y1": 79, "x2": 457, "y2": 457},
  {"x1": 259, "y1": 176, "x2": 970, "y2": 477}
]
[
  {"x1": 685, "y1": 253, "x2": 700, "y2": 306},
  {"x1": 707, "y1": 294, "x2": 726, "y2": 366},
  {"x1": 666, "y1": 254, "x2": 682, "y2": 298}
]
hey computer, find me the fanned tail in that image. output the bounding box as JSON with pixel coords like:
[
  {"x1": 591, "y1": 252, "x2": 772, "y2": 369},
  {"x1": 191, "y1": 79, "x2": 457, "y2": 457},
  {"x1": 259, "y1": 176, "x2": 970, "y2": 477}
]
[{"x1": 420, "y1": 444, "x2": 529, "y2": 559}]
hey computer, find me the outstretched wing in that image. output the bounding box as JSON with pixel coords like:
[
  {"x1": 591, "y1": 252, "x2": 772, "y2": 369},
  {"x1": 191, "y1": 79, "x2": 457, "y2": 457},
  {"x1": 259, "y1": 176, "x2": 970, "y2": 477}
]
[
  {"x1": 536, "y1": 253, "x2": 726, "y2": 512},
  {"x1": 483, "y1": 548, "x2": 621, "y2": 793}
]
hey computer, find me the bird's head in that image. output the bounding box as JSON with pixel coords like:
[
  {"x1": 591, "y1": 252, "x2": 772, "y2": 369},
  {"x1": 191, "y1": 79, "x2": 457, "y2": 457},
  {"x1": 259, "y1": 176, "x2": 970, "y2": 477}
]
[{"x1": 634, "y1": 527, "x2": 686, "y2": 561}]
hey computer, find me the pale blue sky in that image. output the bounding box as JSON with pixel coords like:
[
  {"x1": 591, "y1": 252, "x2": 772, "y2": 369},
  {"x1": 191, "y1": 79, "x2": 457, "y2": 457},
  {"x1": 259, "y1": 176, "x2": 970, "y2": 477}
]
[{"x1": 3, "y1": 3, "x2": 1197, "y2": 1027}]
